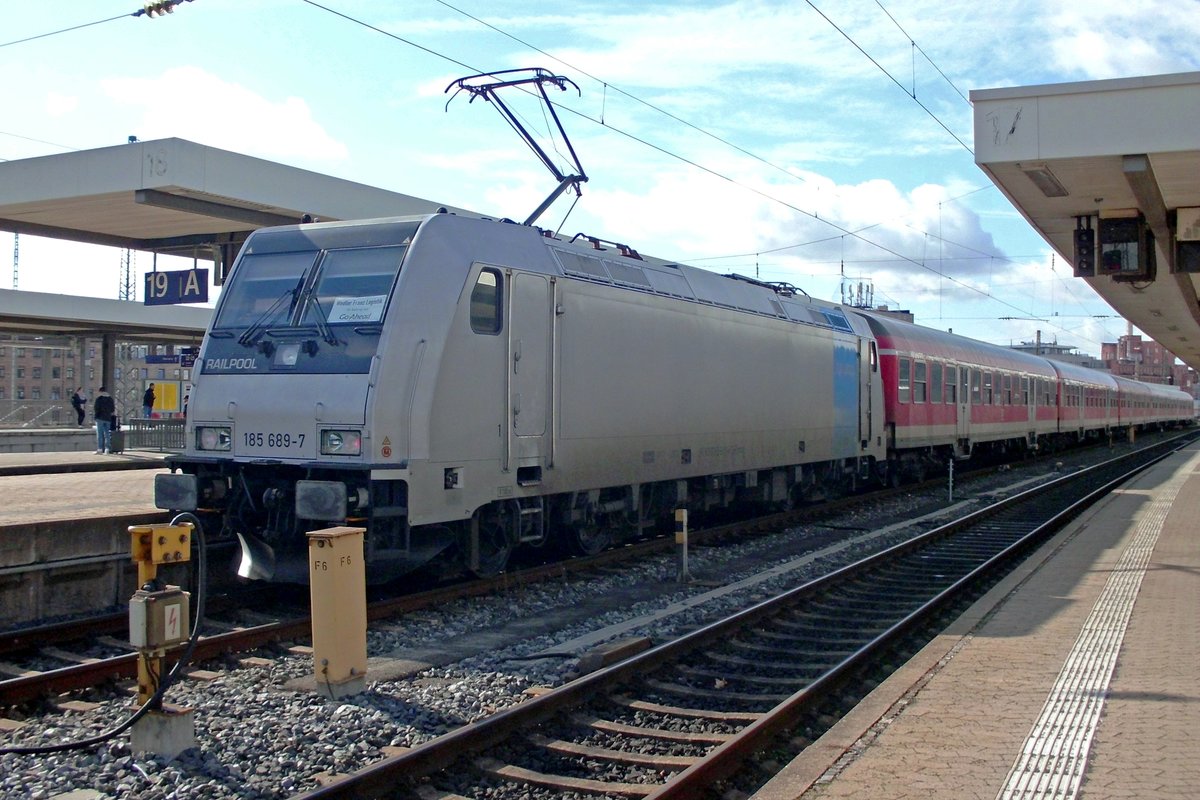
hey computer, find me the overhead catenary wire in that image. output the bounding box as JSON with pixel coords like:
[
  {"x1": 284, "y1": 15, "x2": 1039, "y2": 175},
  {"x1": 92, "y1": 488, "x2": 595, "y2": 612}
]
[
  {"x1": 874, "y1": 0, "x2": 970, "y2": 103},
  {"x1": 4, "y1": 1, "x2": 1117, "y2": 347},
  {"x1": 804, "y1": 0, "x2": 974, "y2": 153},
  {"x1": 412, "y1": 4, "x2": 1119, "y2": 340},
  {"x1": 289, "y1": 1, "x2": 1102, "y2": 340}
]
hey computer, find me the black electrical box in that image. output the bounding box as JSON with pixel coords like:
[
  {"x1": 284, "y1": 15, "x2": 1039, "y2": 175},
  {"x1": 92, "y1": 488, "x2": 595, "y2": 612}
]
[
  {"x1": 1098, "y1": 216, "x2": 1154, "y2": 281},
  {"x1": 1176, "y1": 241, "x2": 1200, "y2": 273}
]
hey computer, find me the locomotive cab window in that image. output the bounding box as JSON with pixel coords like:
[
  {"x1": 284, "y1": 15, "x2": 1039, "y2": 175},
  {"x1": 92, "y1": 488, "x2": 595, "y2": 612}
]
[
  {"x1": 470, "y1": 268, "x2": 503, "y2": 334},
  {"x1": 302, "y1": 246, "x2": 406, "y2": 326},
  {"x1": 213, "y1": 251, "x2": 318, "y2": 330}
]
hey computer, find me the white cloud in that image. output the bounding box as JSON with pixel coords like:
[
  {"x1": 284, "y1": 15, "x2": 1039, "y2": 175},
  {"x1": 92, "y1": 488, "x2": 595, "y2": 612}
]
[
  {"x1": 44, "y1": 92, "x2": 77, "y2": 116},
  {"x1": 1045, "y1": 0, "x2": 1200, "y2": 79},
  {"x1": 100, "y1": 66, "x2": 348, "y2": 162}
]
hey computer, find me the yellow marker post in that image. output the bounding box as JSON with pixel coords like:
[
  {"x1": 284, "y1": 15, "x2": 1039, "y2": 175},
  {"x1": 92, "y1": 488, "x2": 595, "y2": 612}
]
[
  {"x1": 307, "y1": 526, "x2": 367, "y2": 698},
  {"x1": 675, "y1": 508, "x2": 691, "y2": 584}
]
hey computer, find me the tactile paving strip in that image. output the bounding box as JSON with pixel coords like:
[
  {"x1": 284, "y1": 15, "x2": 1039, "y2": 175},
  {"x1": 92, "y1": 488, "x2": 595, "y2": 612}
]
[{"x1": 995, "y1": 468, "x2": 1188, "y2": 800}]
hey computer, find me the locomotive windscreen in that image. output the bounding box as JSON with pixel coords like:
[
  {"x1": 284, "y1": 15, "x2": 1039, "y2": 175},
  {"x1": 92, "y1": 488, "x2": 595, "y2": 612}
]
[{"x1": 203, "y1": 236, "x2": 413, "y2": 375}]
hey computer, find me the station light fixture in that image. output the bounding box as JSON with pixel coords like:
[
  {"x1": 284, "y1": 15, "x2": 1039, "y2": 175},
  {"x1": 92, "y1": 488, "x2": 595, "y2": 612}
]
[{"x1": 1021, "y1": 164, "x2": 1069, "y2": 198}]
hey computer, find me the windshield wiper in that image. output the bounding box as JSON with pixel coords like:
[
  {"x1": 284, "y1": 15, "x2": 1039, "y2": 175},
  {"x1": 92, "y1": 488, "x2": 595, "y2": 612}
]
[
  {"x1": 304, "y1": 296, "x2": 341, "y2": 348},
  {"x1": 237, "y1": 284, "x2": 301, "y2": 350}
]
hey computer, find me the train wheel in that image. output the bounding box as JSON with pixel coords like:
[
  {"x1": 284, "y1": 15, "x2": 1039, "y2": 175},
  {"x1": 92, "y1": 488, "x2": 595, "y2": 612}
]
[
  {"x1": 568, "y1": 523, "x2": 611, "y2": 557},
  {"x1": 469, "y1": 502, "x2": 516, "y2": 577}
]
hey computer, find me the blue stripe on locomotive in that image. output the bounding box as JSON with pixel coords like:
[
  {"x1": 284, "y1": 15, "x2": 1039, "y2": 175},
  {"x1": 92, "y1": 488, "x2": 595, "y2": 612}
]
[{"x1": 832, "y1": 341, "x2": 859, "y2": 453}]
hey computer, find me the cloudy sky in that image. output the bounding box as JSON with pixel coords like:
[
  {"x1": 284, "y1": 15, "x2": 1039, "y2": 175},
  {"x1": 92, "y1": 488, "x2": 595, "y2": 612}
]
[{"x1": 2, "y1": 0, "x2": 1198, "y2": 353}]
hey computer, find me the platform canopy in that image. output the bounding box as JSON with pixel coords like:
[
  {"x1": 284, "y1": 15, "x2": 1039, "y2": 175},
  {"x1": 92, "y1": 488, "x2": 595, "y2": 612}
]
[
  {"x1": 0, "y1": 288, "x2": 210, "y2": 345},
  {"x1": 0, "y1": 137, "x2": 472, "y2": 283},
  {"x1": 972, "y1": 72, "x2": 1200, "y2": 370}
]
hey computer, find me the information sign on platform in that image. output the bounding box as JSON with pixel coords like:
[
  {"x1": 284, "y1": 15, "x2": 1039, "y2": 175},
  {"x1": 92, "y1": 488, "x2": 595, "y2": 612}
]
[{"x1": 144, "y1": 269, "x2": 209, "y2": 305}]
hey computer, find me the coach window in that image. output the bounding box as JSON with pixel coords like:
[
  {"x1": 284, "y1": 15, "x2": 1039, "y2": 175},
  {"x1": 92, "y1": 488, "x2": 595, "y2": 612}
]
[
  {"x1": 945, "y1": 366, "x2": 957, "y2": 403},
  {"x1": 1022, "y1": 376, "x2": 1030, "y2": 406},
  {"x1": 470, "y1": 268, "x2": 503, "y2": 334},
  {"x1": 982, "y1": 372, "x2": 993, "y2": 405},
  {"x1": 913, "y1": 361, "x2": 927, "y2": 403},
  {"x1": 931, "y1": 362, "x2": 943, "y2": 403},
  {"x1": 898, "y1": 358, "x2": 911, "y2": 403},
  {"x1": 971, "y1": 369, "x2": 981, "y2": 404}
]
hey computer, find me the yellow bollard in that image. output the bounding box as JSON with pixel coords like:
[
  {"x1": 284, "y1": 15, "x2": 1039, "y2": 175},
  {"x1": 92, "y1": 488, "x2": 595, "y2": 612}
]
[{"x1": 307, "y1": 526, "x2": 367, "y2": 698}]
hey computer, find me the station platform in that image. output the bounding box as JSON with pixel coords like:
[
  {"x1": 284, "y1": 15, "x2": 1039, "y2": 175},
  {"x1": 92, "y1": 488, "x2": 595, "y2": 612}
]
[
  {"x1": 0, "y1": 448, "x2": 169, "y2": 477},
  {"x1": 0, "y1": 449, "x2": 167, "y2": 526},
  {"x1": 753, "y1": 441, "x2": 1200, "y2": 799}
]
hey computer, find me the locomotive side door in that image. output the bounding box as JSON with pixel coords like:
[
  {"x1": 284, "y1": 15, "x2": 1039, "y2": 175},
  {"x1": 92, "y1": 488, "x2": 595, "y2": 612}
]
[
  {"x1": 858, "y1": 338, "x2": 875, "y2": 449},
  {"x1": 508, "y1": 271, "x2": 553, "y2": 473}
]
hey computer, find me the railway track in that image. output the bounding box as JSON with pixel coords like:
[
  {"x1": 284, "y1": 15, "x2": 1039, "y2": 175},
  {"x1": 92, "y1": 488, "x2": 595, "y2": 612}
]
[
  {"x1": 0, "y1": 485, "x2": 897, "y2": 709},
  {"x1": 0, "y1": 433, "x2": 1184, "y2": 712},
  {"x1": 291, "y1": 433, "x2": 1193, "y2": 800}
]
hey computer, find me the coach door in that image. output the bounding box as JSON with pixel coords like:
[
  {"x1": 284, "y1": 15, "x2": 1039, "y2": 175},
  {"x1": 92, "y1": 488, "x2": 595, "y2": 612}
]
[
  {"x1": 507, "y1": 272, "x2": 553, "y2": 475},
  {"x1": 956, "y1": 365, "x2": 971, "y2": 455}
]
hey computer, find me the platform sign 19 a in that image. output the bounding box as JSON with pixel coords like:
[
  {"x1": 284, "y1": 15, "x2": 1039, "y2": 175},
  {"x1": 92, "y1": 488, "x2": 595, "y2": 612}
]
[{"x1": 144, "y1": 269, "x2": 209, "y2": 305}]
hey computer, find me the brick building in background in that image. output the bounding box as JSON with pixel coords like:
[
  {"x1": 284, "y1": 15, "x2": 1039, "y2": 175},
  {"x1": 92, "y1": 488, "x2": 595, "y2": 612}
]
[
  {"x1": 1, "y1": 334, "x2": 192, "y2": 427},
  {"x1": 1011, "y1": 333, "x2": 1196, "y2": 396},
  {"x1": 1101, "y1": 334, "x2": 1195, "y2": 391}
]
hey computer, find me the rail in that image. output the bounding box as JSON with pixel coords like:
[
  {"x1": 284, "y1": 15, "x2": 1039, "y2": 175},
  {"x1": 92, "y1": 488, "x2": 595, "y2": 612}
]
[
  {"x1": 123, "y1": 418, "x2": 185, "y2": 451},
  {"x1": 293, "y1": 432, "x2": 1196, "y2": 799}
]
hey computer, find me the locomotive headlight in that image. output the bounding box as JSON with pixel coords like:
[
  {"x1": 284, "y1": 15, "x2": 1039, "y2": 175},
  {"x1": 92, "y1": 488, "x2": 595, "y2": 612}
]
[
  {"x1": 196, "y1": 425, "x2": 232, "y2": 451},
  {"x1": 320, "y1": 429, "x2": 362, "y2": 456}
]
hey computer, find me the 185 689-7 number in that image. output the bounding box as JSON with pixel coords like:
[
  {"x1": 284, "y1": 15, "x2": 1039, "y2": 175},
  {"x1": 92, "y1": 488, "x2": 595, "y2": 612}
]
[{"x1": 244, "y1": 432, "x2": 305, "y2": 449}]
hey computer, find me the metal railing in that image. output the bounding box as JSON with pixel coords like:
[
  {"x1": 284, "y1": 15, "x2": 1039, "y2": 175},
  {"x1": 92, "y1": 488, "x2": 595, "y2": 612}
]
[
  {"x1": 122, "y1": 417, "x2": 186, "y2": 451},
  {"x1": 0, "y1": 401, "x2": 73, "y2": 428}
]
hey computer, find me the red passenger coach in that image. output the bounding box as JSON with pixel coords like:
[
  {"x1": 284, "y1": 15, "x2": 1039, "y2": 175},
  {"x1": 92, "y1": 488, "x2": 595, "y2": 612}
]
[
  {"x1": 1048, "y1": 361, "x2": 1118, "y2": 436},
  {"x1": 859, "y1": 313, "x2": 1059, "y2": 478},
  {"x1": 855, "y1": 311, "x2": 1193, "y2": 483},
  {"x1": 1113, "y1": 375, "x2": 1194, "y2": 427}
]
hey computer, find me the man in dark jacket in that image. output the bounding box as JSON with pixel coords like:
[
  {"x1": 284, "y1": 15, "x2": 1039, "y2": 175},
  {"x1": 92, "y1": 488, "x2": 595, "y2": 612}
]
[
  {"x1": 70, "y1": 387, "x2": 86, "y2": 426},
  {"x1": 142, "y1": 384, "x2": 156, "y2": 418},
  {"x1": 93, "y1": 387, "x2": 115, "y2": 453}
]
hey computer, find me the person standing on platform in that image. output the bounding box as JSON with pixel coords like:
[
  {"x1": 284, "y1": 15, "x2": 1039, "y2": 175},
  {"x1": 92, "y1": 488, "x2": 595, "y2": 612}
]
[
  {"x1": 93, "y1": 387, "x2": 115, "y2": 454},
  {"x1": 142, "y1": 383, "x2": 156, "y2": 418},
  {"x1": 70, "y1": 387, "x2": 86, "y2": 426}
]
